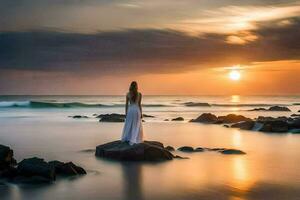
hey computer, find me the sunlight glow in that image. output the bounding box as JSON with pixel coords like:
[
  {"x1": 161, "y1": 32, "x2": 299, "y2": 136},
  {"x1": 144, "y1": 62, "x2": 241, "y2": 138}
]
[{"x1": 229, "y1": 70, "x2": 241, "y2": 81}]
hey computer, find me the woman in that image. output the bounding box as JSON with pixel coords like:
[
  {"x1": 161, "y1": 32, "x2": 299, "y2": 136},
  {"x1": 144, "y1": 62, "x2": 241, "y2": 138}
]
[{"x1": 121, "y1": 81, "x2": 144, "y2": 145}]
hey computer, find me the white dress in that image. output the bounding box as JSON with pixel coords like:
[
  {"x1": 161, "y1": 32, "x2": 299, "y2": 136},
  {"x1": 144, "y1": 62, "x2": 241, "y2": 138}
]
[{"x1": 121, "y1": 93, "x2": 144, "y2": 145}]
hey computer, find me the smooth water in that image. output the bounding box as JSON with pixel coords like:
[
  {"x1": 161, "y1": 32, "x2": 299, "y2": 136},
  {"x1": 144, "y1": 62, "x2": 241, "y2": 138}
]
[{"x1": 0, "y1": 95, "x2": 300, "y2": 200}]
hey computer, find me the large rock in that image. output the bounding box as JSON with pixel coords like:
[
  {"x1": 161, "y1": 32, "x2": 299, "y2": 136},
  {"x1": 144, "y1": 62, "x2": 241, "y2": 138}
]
[
  {"x1": 288, "y1": 118, "x2": 300, "y2": 129},
  {"x1": 221, "y1": 149, "x2": 246, "y2": 155},
  {"x1": 177, "y1": 146, "x2": 194, "y2": 152},
  {"x1": 190, "y1": 113, "x2": 218, "y2": 123},
  {"x1": 268, "y1": 106, "x2": 291, "y2": 111},
  {"x1": 231, "y1": 121, "x2": 255, "y2": 130},
  {"x1": 48, "y1": 161, "x2": 86, "y2": 176},
  {"x1": 218, "y1": 114, "x2": 252, "y2": 123},
  {"x1": 172, "y1": 117, "x2": 184, "y2": 121},
  {"x1": 98, "y1": 113, "x2": 125, "y2": 122},
  {"x1": 0, "y1": 145, "x2": 16, "y2": 171},
  {"x1": 258, "y1": 120, "x2": 289, "y2": 132},
  {"x1": 95, "y1": 141, "x2": 174, "y2": 161},
  {"x1": 17, "y1": 157, "x2": 56, "y2": 181}
]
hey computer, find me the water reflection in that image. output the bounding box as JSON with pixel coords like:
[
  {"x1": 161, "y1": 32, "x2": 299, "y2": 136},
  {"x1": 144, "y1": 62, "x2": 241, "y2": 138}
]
[{"x1": 121, "y1": 163, "x2": 144, "y2": 200}]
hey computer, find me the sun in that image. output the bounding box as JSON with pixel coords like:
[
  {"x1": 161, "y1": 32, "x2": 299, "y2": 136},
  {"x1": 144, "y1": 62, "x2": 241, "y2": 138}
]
[{"x1": 229, "y1": 70, "x2": 241, "y2": 81}]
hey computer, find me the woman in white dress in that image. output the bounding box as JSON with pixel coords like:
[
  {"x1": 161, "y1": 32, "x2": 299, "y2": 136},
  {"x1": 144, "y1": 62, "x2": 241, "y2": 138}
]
[{"x1": 121, "y1": 81, "x2": 144, "y2": 145}]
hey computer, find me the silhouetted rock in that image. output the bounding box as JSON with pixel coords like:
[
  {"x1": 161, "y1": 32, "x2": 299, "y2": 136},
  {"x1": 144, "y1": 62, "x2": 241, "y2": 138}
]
[
  {"x1": 291, "y1": 114, "x2": 300, "y2": 117},
  {"x1": 0, "y1": 144, "x2": 16, "y2": 171},
  {"x1": 217, "y1": 114, "x2": 252, "y2": 123},
  {"x1": 194, "y1": 147, "x2": 204, "y2": 152},
  {"x1": 268, "y1": 106, "x2": 291, "y2": 111},
  {"x1": 178, "y1": 146, "x2": 194, "y2": 152},
  {"x1": 259, "y1": 120, "x2": 289, "y2": 132},
  {"x1": 49, "y1": 161, "x2": 86, "y2": 176},
  {"x1": 221, "y1": 149, "x2": 246, "y2": 155},
  {"x1": 95, "y1": 141, "x2": 174, "y2": 161},
  {"x1": 142, "y1": 114, "x2": 155, "y2": 118},
  {"x1": 17, "y1": 157, "x2": 55, "y2": 181},
  {"x1": 190, "y1": 113, "x2": 218, "y2": 123},
  {"x1": 248, "y1": 108, "x2": 268, "y2": 111},
  {"x1": 70, "y1": 115, "x2": 88, "y2": 119},
  {"x1": 98, "y1": 113, "x2": 125, "y2": 122},
  {"x1": 184, "y1": 102, "x2": 211, "y2": 107},
  {"x1": 164, "y1": 119, "x2": 169, "y2": 121},
  {"x1": 172, "y1": 117, "x2": 184, "y2": 121},
  {"x1": 249, "y1": 106, "x2": 291, "y2": 112},
  {"x1": 289, "y1": 118, "x2": 300, "y2": 129},
  {"x1": 165, "y1": 146, "x2": 175, "y2": 151},
  {"x1": 231, "y1": 121, "x2": 255, "y2": 130}
]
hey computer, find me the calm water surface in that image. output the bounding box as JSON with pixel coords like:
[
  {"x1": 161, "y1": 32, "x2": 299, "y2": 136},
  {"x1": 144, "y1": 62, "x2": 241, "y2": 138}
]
[{"x1": 0, "y1": 96, "x2": 300, "y2": 200}]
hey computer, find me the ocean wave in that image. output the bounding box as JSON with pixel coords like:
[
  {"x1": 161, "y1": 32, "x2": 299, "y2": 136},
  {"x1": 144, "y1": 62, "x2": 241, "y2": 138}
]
[{"x1": 0, "y1": 101, "x2": 172, "y2": 108}]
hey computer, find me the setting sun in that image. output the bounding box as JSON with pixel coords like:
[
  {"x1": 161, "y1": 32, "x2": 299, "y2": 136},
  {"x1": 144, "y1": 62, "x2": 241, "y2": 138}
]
[{"x1": 229, "y1": 70, "x2": 241, "y2": 81}]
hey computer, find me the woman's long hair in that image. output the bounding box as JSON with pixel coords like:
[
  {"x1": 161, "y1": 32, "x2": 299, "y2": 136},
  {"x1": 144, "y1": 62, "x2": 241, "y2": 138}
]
[{"x1": 129, "y1": 81, "x2": 138, "y2": 102}]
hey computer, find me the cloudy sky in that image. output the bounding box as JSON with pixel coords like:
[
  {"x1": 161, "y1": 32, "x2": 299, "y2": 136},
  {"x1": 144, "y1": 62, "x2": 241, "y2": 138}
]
[{"x1": 0, "y1": 0, "x2": 300, "y2": 95}]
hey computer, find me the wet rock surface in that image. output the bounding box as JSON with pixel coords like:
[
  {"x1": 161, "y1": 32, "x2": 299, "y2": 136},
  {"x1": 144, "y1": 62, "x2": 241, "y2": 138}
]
[
  {"x1": 95, "y1": 140, "x2": 175, "y2": 161},
  {"x1": 172, "y1": 117, "x2": 184, "y2": 121}
]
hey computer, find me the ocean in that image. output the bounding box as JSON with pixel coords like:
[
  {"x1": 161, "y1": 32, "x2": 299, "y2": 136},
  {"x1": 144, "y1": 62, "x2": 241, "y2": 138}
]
[{"x1": 0, "y1": 95, "x2": 300, "y2": 200}]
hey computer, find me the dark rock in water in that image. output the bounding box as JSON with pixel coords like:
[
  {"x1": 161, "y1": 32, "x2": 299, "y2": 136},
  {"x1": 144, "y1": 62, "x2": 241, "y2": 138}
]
[
  {"x1": 259, "y1": 120, "x2": 289, "y2": 132},
  {"x1": 190, "y1": 113, "x2": 218, "y2": 123},
  {"x1": 184, "y1": 102, "x2": 211, "y2": 107},
  {"x1": 164, "y1": 119, "x2": 169, "y2": 121},
  {"x1": 95, "y1": 140, "x2": 174, "y2": 161},
  {"x1": 98, "y1": 113, "x2": 125, "y2": 122},
  {"x1": 17, "y1": 157, "x2": 55, "y2": 181},
  {"x1": 223, "y1": 124, "x2": 230, "y2": 128},
  {"x1": 289, "y1": 118, "x2": 300, "y2": 129},
  {"x1": 208, "y1": 148, "x2": 226, "y2": 151},
  {"x1": 221, "y1": 149, "x2": 246, "y2": 155},
  {"x1": 165, "y1": 146, "x2": 175, "y2": 151},
  {"x1": 142, "y1": 114, "x2": 155, "y2": 118},
  {"x1": 0, "y1": 144, "x2": 16, "y2": 171},
  {"x1": 268, "y1": 106, "x2": 291, "y2": 111},
  {"x1": 49, "y1": 161, "x2": 86, "y2": 176},
  {"x1": 194, "y1": 147, "x2": 204, "y2": 152},
  {"x1": 231, "y1": 121, "x2": 255, "y2": 130},
  {"x1": 248, "y1": 108, "x2": 268, "y2": 111},
  {"x1": 178, "y1": 146, "x2": 194, "y2": 152},
  {"x1": 70, "y1": 115, "x2": 88, "y2": 119},
  {"x1": 217, "y1": 114, "x2": 252, "y2": 123},
  {"x1": 249, "y1": 106, "x2": 291, "y2": 112},
  {"x1": 291, "y1": 114, "x2": 300, "y2": 117},
  {"x1": 172, "y1": 117, "x2": 184, "y2": 121},
  {"x1": 256, "y1": 116, "x2": 290, "y2": 122},
  {"x1": 290, "y1": 129, "x2": 300, "y2": 134},
  {"x1": 79, "y1": 149, "x2": 95, "y2": 153}
]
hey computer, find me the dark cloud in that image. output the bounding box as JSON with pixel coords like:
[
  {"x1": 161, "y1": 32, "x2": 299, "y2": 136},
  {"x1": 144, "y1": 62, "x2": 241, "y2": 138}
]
[{"x1": 0, "y1": 17, "x2": 300, "y2": 75}]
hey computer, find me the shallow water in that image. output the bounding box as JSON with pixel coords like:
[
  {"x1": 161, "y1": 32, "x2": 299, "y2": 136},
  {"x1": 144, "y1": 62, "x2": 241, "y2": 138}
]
[{"x1": 0, "y1": 96, "x2": 300, "y2": 200}]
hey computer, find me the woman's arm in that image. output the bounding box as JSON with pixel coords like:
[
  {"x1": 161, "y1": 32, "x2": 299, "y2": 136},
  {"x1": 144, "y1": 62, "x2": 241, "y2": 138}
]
[
  {"x1": 125, "y1": 94, "x2": 129, "y2": 116},
  {"x1": 139, "y1": 93, "x2": 142, "y2": 118}
]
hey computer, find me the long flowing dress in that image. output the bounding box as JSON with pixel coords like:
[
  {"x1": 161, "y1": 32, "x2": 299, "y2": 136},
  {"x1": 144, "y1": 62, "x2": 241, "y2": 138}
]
[{"x1": 121, "y1": 93, "x2": 144, "y2": 145}]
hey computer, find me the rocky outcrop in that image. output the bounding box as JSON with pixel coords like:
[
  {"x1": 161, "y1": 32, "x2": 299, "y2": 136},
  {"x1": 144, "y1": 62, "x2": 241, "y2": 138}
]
[
  {"x1": 48, "y1": 161, "x2": 86, "y2": 176},
  {"x1": 217, "y1": 114, "x2": 252, "y2": 123},
  {"x1": 165, "y1": 146, "x2": 175, "y2": 151},
  {"x1": 231, "y1": 121, "x2": 255, "y2": 130},
  {"x1": 220, "y1": 149, "x2": 246, "y2": 155},
  {"x1": 249, "y1": 106, "x2": 291, "y2": 112},
  {"x1": 17, "y1": 157, "x2": 56, "y2": 181},
  {"x1": 0, "y1": 145, "x2": 86, "y2": 185},
  {"x1": 190, "y1": 113, "x2": 251, "y2": 124},
  {"x1": 190, "y1": 113, "x2": 218, "y2": 123},
  {"x1": 178, "y1": 146, "x2": 194, "y2": 152},
  {"x1": 95, "y1": 141, "x2": 174, "y2": 161},
  {"x1": 97, "y1": 113, "x2": 125, "y2": 122},
  {"x1": 70, "y1": 115, "x2": 89, "y2": 119},
  {"x1": 268, "y1": 106, "x2": 291, "y2": 111},
  {"x1": 172, "y1": 117, "x2": 184, "y2": 121}
]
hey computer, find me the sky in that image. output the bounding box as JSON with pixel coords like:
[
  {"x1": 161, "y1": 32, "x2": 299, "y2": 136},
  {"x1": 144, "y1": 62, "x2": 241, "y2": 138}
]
[{"x1": 0, "y1": 0, "x2": 300, "y2": 95}]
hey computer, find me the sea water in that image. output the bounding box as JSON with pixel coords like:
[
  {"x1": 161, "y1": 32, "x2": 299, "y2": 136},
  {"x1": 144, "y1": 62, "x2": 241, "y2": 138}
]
[{"x1": 0, "y1": 95, "x2": 300, "y2": 200}]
